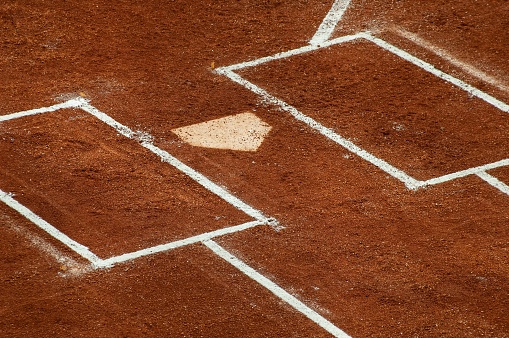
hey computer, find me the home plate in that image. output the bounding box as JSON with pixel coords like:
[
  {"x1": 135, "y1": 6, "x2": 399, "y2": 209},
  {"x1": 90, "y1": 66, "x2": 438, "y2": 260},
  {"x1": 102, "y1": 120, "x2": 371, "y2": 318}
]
[{"x1": 172, "y1": 112, "x2": 272, "y2": 151}]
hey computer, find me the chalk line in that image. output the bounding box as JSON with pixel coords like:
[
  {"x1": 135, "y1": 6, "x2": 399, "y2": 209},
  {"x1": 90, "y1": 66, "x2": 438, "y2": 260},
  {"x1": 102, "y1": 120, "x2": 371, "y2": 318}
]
[
  {"x1": 2, "y1": 214, "x2": 92, "y2": 276},
  {"x1": 143, "y1": 142, "x2": 269, "y2": 222},
  {"x1": 476, "y1": 171, "x2": 509, "y2": 196},
  {"x1": 419, "y1": 158, "x2": 509, "y2": 187},
  {"x1": 97, "y1": 220, "x2": 264, "y2": 268},
  {"x1": 0, "y1": 99, "x2": 82, "y2": 122},
  {"x1": 203, "y1": 240, "x2": 350, "y2": 338},
  {"x1": 391, "y1": 26, "x2": 509, "y2": 94},
  {"x1": 217, "y1": 33, "x2": 362, "y2": 73},
  {"x1": 310, "y1": 0, "x2": 352, "y2": 46},
  {"x1": 0, "y1": 189, "x2": 102, "y2": 267},
  {"x1": 360, "y1": 32, "x2": 509, "y2": 113},
  {"x1": 218, "y1": 68, "x2": 421, "y2": 190}
]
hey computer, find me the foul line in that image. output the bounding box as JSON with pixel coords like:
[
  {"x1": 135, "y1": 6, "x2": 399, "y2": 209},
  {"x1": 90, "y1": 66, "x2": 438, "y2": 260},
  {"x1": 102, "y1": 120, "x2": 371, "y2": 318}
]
[
  {"x1": 310, "y1": 0, "x2": 352, "y2": 46},
  {"x1": 203, "y1": 240, "x2": 351, "y2": 338},
  {"x1": 391, "y1": 26, "x2": 509, "y2": 94},
  {"x1": 476, "y1": 171, "x2": 509, "y2": 195}
]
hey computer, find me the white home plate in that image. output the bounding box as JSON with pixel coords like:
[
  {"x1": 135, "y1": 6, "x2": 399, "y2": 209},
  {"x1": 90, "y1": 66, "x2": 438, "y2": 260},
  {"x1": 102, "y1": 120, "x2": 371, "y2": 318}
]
[{"x1": 172, "y1": 112, "x2": 272, "y2": 151}]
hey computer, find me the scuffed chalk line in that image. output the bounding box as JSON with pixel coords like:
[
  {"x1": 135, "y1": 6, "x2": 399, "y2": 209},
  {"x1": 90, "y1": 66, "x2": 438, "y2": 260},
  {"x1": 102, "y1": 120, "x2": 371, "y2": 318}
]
[
  {"x1": 360, "y1": 32, "x2": 509, "y2": 113},
  {"x1": 2, "y1": 214, "x2": 93, "y2": 276},
  {"x1": 203, "y1": 240, "x2": 351, "y2": 338},
  {"x1": 0, "y1": 99, "x2": 83, "y2": 122},
  {"x1": 97, "y1": 220, "x2": 264, "y2": 268},
  {"x1": 0, "y1": 189, "x2": 103, "y2": 267},
  {"x1": 391, "y1": 26, "x2": 509, "y2": 94},
  {"x1": 310, "y1": 0, "x2": 352, "y2": 46},
  {"x1": 477, "y1": 171, "x2": 509, "y2": 195}
]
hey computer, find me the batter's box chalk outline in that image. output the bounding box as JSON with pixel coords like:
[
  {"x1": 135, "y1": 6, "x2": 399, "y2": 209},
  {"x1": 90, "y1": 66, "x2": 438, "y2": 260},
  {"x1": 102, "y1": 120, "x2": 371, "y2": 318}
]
[
  {"x1": 0, "y1": 97, "x2": 277, "y2": 269},
  {"x1": 215, "y1": 31, "x2": 509, "y2": 196}
]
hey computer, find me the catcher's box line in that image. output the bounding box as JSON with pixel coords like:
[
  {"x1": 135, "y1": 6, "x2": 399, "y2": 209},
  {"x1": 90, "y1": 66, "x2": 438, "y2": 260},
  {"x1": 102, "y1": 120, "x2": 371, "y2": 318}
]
[
  {"x1": 96, "y1": 220, "x2": 263, "y2": 268},
  {"x1": 419, "y1": 159, "x2": 509, "y2": 187},
  {"x1": 216, "y1": 32, "x2": 509, "y2": 194}
]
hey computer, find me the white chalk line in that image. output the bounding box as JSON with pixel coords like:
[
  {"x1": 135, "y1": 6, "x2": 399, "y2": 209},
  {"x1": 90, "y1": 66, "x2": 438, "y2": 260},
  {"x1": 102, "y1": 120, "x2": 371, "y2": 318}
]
[
  {"x1": 1, "y1": 180, "x2": 269, "y2": 269},
  {"x1": 203, "y1": 240, "x2": 350, "y2": 338},
  {"x1": 217, "y1": 33, "x2": 362, "y2": 73},
  {"x1": 418, "y1": 158, "x2": 509, "y2": 187},
  {"x1": 142, "y1": 142, "x2": 269, "y2": 222},
  {"x1": 476, "y1": 171, "x2": 509, "y2": 196},
  {"x1": 391, "y1": 26, "x2": 509, "y2": 94},
  {"x1": 0, "y1": 99, "x2": 82, "y2": 122},
  {"x1": 360, "y1": 32, "x2": 509, "y2": 113},
  {"x1": 310, "y1": 0, "x2": 352, "y2": 46},
  {"x1": 1, "y1": 98, "x2": 347, "y2": 335},
  {"x1": 97, "y1": 220, "x2": 264, "y2": 268},
  {"x1": 0, "y1": 189, "x2": 102, "y2": 266}
]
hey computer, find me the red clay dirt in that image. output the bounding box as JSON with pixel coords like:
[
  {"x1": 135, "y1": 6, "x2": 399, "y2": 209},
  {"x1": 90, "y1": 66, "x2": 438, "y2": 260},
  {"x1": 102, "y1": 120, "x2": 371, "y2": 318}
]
[{"x1": 1, "y1": 0, "x2": 509, "y2": 337}]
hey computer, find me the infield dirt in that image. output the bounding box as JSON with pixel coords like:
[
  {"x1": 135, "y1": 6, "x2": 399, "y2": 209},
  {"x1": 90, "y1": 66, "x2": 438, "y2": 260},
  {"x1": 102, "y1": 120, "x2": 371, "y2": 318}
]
[{"x1": 1, "y1": 1, "x2": 509, "y2": 337}]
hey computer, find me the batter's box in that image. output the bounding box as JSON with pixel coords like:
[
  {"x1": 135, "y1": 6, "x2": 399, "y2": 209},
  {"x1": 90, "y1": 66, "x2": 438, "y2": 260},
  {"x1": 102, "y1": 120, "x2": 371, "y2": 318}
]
[
  {"x1": 0, "y1": 98, "x2": 272, "y2": 268},
  {"x1": 216, "y1": 32, "x2": 509, "y2": 189}
]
